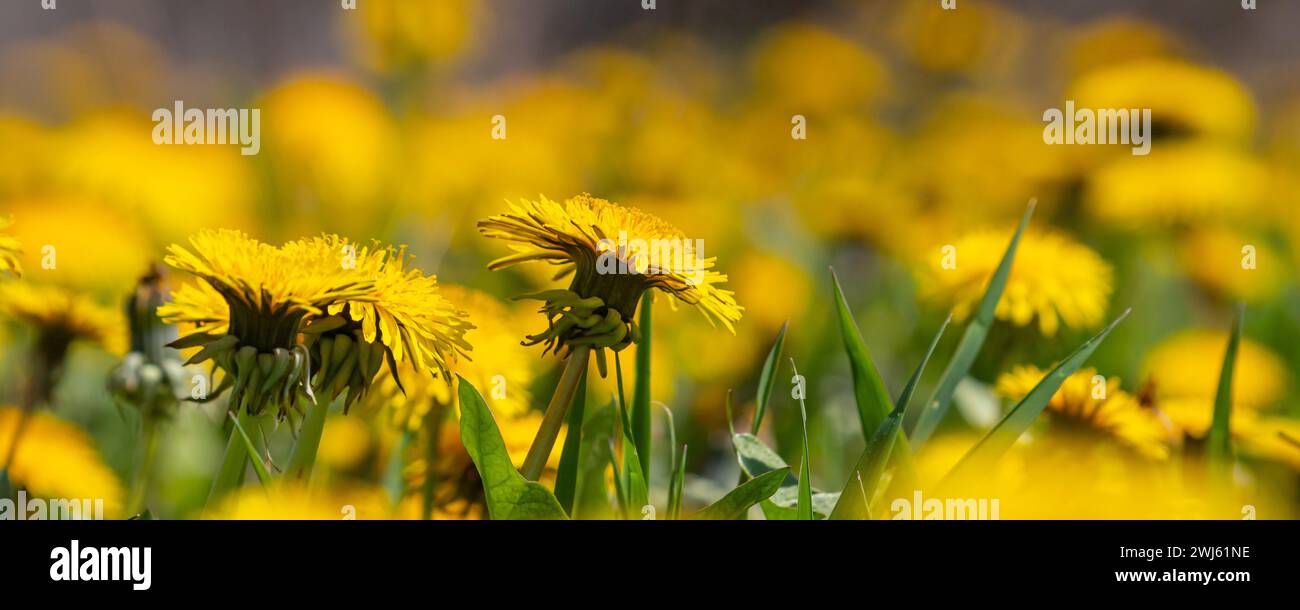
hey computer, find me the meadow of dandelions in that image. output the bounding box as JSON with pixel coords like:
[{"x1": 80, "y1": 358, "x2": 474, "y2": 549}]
[{"x1": 1, "y1": 1, "x2": 1298, "y2": 520}]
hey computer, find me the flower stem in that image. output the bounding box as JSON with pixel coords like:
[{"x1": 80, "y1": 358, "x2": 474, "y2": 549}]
[
  {"x1": 287, "y1": 392, "x2": 329, "y2": 483},
  {"x1": 206, "y1": 411, "x2": 253, "y2": 509},
  {"x1": 125, "y1": 417, "x2": 161, "y2": 517},
  {"x1": 521, "y1": 345, "x2": 591, "y2": 481}
]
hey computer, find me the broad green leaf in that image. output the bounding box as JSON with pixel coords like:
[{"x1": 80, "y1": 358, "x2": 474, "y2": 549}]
[
  {"x1": 943, "y1": 309, "x2": 1131, "y2": 486},
  {"x1": 573, "y1": 401, "x2": 616, "y2": 519},
  {"x1": 751, "y1": 321, "x2": 789, "y2": 434},
  {"x1": 831, "y1": 314, "x2": 950, "y2": 520},
  {"x1": 554, "y1": 370, "x2": 589, "y2": 515},
  {"x1": 631, "y1": 294, "x2": 653, "y2": 480},
  {"x1": 1209, "y1": 304, "x2": 1244, "y2": 472},
  {"x1": 911, "y1": 200, "x2": 1035, "y2": 448},
  {"x1": 732, "y1": 432, "x2": 836, "y2": 519},
  {"x1": 457, "y1": 376, "x2": 568, "y2": 520},
  {"x1": 227, "y1": 412, "x2": 271, "y2": 487},
  {"x1": 694, "y1": 468, "x2": 789, "y2": 520},
  {"x1": 764, "y1": 488, "x2": 841, "y2": 520},
  {"x1": 732, "y1": 433, "x2": 799, "y2": 487}
]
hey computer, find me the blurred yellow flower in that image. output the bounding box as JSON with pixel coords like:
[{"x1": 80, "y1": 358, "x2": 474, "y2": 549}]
[
  {"x1": 1069, "y1": 58, "x2": 1255, "y2": 141},
  {"x1": 1085, "y1": 142, "x2": 1269, "y2": 227},
  {"x1": 917, "y1": 229, "x2": 1113, "y2": 336},
  {"x1": 0, "y1": 406, "x2": 123, "y2": 517},
  {"x1": 0, "y1": 114, "x2": 52, "y2": 197},
  {"x1": 888, "y1": 0, "x2": 1027, "y2": 76},
  {"x1": 1155, "y1": 397, "x2": 1260, "y2": 441},
  {"x1": 0, "y1": 282, "x2": 125, "y2": 356},
  {"x1": 996, "y1": 366, "x2": 1171, "y2": 460},
  {"x1": 0, "y1": 215, "x2": 21, "y2": 277},
  {"x1": 317, "y1": 415, "x2": 373, "y2": 472},
  {"x1": 1142, "y1": 330, "x2": 1288, "y2": 411},
  {"x1": 348, "y1": 0, "x2": 482, "y2": 72},
  {"x1": 204, "y1": 483, "x2": 392, "y2": 520},
  {"x1": 1064, "y1": 17, "x2": 1182, "y2": 77},
  {"x1": 1240, "y1": 418, "x2": 1300, "y2": 470},
  {"x1": 3, "y1": 198, "x2": 150, "y2": 292},
  {"x1": 49, "y1": 112, "x2": 254, "y2": 243},
  {"x1": 1179, "y1": 228, "x2": 1285, "y2": 302},
  {"x1": 259, "y1": 75, "x2": 397, "y2": 226},
  {"x1": 750, "y1": 24, "x2": 887, "y2": 115}
]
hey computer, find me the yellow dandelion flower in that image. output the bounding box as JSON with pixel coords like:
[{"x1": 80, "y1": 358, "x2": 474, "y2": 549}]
[
  {"x1": 0, "y1": 282, "x2": 125, "y2": 356},
  {"x1": 1069, "y1": 58, "x2": 1255, "y2": 141},
  {"x1": 887, "y1": 0, "x2": 1027, "y2": 76},
  {"x1": 1142, "y1": 330, "x2": 1287, "y2": 411},
  {"x1": 996, "y1": 366, "x2": 1171, "y2": 460},
  {"x1": 160, "y1": 229, "x2": 471, "y2": 416},
  {"x1": 1155, "y1": 397, "x2": 1260, "y2": 441},
  {"x1": 0, "y1": 406, "x2": 123, "y2": 517},
  {"x1": 480, "y1": 194, "x2": 740, "y2": 480},
  {"x1": 479, "y1": 194, "x2": 741, "y2": 349},
  {"x1": 0, "y1": 215, "x2": 21, "y2": 277},
  {"x1": 1085, "y1": 142, "x2": 1269, "y2": 227},
  {"x1": 316, "y1": 415, "x2": 373, "y2": 472},
  {"x1": 917, "y1": 229, "x2": 1113, "y2": 336}
]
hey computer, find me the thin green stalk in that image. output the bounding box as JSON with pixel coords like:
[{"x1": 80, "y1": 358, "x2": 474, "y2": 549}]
[
  {"x1": 521, "y1": 345, "x2": 591, "y2": 481},
  {"x1": 631, "y1": 294, "x2": 652, "y2": 482},
  {"x1": 420, "y1": 403, "x2": 445, "y2": 520},
  {"x1": 124, "y1": 417, "x2": 161, "y2": 517}
]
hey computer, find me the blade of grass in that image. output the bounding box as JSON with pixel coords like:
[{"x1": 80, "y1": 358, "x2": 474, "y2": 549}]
[
  {"x1": 829, "y1": 267, "x2": 918, "y2": 488},
  {"x1": 554, "y1": 370, "x2": 589, "y2": 515},
  {"x1": 694, "y1": 468, "x2": 789, "y2": 520},
  {"x1": 751, "y1": 321, "x2": 789, "y2": 434},
  {"x1": 790, "y1": 357, "x2": 814, "y2": 520},
  {"x1": 669, "y1": 445, "x2": 687, "y2": 520},
  {"x1": 227, "y1": 412, "x2": 271, "y2": 486},
  {"x1": 830, "y1": 268, "x2": 894, "y2": 440},
  {"x1": 631, "y1": 293, "x2": 653, "y2": 480},
  {"x1": 1209, "y1": 304, "x2": 1244, "y2": 475},
  {"x1": 910, "y1": 199, "x2": 1036, "y2": 449},
  {"x1": 831, "y1": 314, "x2": 950, "y2": 520},
  {"x1": 942, "y1": 308, "x2": 1131, "y2": 486}
]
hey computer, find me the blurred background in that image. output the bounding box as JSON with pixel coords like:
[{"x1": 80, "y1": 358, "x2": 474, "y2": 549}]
[{"x1": 1, "y1": 0, "x2": 1297, "y2": 519}]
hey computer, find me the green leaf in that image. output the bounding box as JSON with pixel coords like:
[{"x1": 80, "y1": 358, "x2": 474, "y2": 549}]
[
  {"x1": 631, "y1": 293, "x2": 653, "y2": 480},
  {"x1": 614, "y1": 353, "x2": 647, "y2": 511},
  {"x1": 831, "y1": 314, "x2": 950, "y2": 520},
  {"x1": 943, "y1": 308, "x2": 1131, "y2": 486},
  {"x1": 751, "y1": 321, "x2": 789, "y2": 434},
  {"x1": 1209, "y1": 304, "x2": 1244, "y2": 472},
  {"x1": 457, "y1": 375, "x2": 568, "y2": 520},
  {"x1": 694, "y1": 468, "x2": 789, "y2": 520},
  {"x1": 554, "y1": 370, "x2": 588, "y2": 515},
  {"x1": 227, "y1": 412, "x2": 271, "y2": 487},
  {"x1": 731, "y1": 433, "x2": 839, "y2": 519},
  {"x1": 573, "y1": 401, "x2": 617, "y2": 519},
  {"x1": 911, "y1": 200, "x2": 1036, "y2": 449}
]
